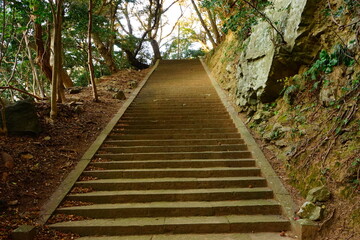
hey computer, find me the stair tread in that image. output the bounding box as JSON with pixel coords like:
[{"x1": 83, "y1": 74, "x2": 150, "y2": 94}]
[
  {"x1": 77, "y1": 233, "x2": 294, "y2": 240},
  {"x1": 96, "y1": 151, "x2": 250, "y2": 155},
  {"x1": 68, "y1": 187, "x2": 272, "y2": 197},
  {"x1": 84, "y1": 167, "x2": 259, "y2": 173},
  {"x1": 91, "y1": 159, "x2": 255, "y2": 164},
  {"x1": 58, "y1": 199, "x2": 280, "y2": 210},
  {"x1": 50, "y1": 215, "x2": 289, "y2": 227},
  {"x1": 77, "y1": 176, "x2": 265, "y2": 183}
]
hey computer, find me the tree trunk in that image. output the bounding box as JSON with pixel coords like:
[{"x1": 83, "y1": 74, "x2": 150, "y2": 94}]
[
  {"x1": 206, "y1": 8, "x2": 221, "y2": 44},
  {"x1": 124, "y1": 50, "x2": 149, "y2": 69},
  {"x1": 92, "y1": 33, "x2": 118, "y2": 74},
  {"x1": 34, "y1": 22, "x2": 52, "y2": 82},
  {"x1": 34, "y1": 21, "x2": 73, "y2": 88},
  {"x1": 88, "y1": 0, "x2": 98, "y2": 102},
  {"x1": 150, "y1": 38, "x2": 162, "y2": 63},
  {"x1": 190, "y1": 0, "x2": 217, "y2": 48},
  {"x1": 50, "y1": 0, "x2": 64, "y2": 119},
  {"x1": 0, "y1": 96, "x2": 7, "y2": 136},
  {"x1": 24, "y1": 30, "x2": 44, "y2": 98}
]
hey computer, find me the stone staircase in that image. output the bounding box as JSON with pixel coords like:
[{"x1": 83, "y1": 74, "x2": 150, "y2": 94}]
[{"x1": 49, "y1": 60, "x2": 292, "y2": 239}]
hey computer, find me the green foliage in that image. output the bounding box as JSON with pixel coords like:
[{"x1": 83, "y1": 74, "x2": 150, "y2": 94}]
[
  {"x1": 349, "y1": 158, "x2": 360, "y2": 187},
  {"x1": 162, "y1": 24, "x2": 206, "y2": 60},
  {"x1": 304, "y1": 44, "x2": 355, "y2": 80},
  {"x1": 201, "y1": 0, "x2": 271, "y2": 39},
  {"x1": 344, "y1": 0, "x2": 360, "y2": 15}
]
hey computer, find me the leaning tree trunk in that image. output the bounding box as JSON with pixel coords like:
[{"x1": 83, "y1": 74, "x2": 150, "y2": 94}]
[
  {"x1": 206, "y1": 8, "x2": 221, "y2": 44},
  {"x1": 24, "y1": 30, "x2": 44, "y2": 98},
  {"x1": 191, "y1": 0, "x2": 217, "y2": 48},
  {"x1": 92, "y1": 33, "x2": 118, "y2": 74}
]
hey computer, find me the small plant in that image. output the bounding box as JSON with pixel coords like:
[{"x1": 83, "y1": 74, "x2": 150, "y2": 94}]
[
  {"x1": 304, "y1": 45, "x2": 355, "y2": 80},
  {"x1": 349, "y1": 158, "x2": 360, "y2": 188}
]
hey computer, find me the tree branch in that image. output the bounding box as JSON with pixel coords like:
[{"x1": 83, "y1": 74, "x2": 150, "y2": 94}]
[
  {"x1": 0, "y1": 86, "x2": 44, "y2": 100},
  {"x1": 241, "y1": 0, "x2": 286, "y2": 44}
]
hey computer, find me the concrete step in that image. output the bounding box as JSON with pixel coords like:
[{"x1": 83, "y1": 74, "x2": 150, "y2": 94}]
[
  {"x1": 120, "y1": 115, "x2": 231, "y2": 120},
  {"x1": 111, "y1": 128, "x2": 238, "y2": 134},
  {"x1": 95, "y1": 151, "x2": 252, "y2": 161},
  {"x1": 124, "y1": 110, "x2": 229, "y2": 114},
  {"x1": 130, "y1": 102, "x2": 225, "y2": 107},
  {"x1": 122, "y1": 113, "x2": 229, "y2": 118},
  {"x1": 82, "y1": 167, "x2": 261, "y2": 179},
  {"x1": 107, "y1": 133, "x2": 241, "y2": 140},
  {"x1": 114, "y1": 123, "x2": 236, "y2": 129},
  {"x1": 77, "y1": 233, "x2": 295, "y2": 240},
  {"x1": 90, "y1": 159, "x2": 256, "y2": 169},
  {"x1": 99, "y1": 145, "x2": 248, "y2": 153},
  {"x1": 56, "y1": 200, "x2": 281, "y2": 218},
  {"x1": 104, "y1": 139, "x2": 245, "y2": 147},
  {"x1": 66, "y1": 188, "x2": 274, "y2": 204},
  {"x1": 133, "y1": 99, "x2": 221, "y2": 102},
  {"x1": 49, "y1": 215, "x2": 290, "y2": 236},
  {"x1": 126, "y1": 107, "x2": 227, "y2": 112},
  {"x1": 116, "y1": 119, "x2": 235, "y2": 125},
  {"x1": 74, "y1": 177, "x2": 267, "y2": 191}
]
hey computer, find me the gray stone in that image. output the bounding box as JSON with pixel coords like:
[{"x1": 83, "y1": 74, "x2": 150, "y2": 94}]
[
  {"x1": 275, "y1": 139, "x2": 288, "y2": 148},
  {"x1": 263, "y1": 131, "x2": 273, "y2": 142},
  {"x1": 271, "y1": 123, "x2": 283, "y2": 132},
  {"x1": 306, "y1": 186, "x2": 331, "y2": 202},
  {"x1": 69, "y1": 88, "x2": 81, "y2": 94},
  {"x1": 129, "y1": 81, "x2": 138, "y2": 89},
  {"x1": 74, "y1": 105, "x2": 84, "y2": 113},
  {"x1": 319, "y1": 86, "x2": 336, "y2": 107},
  {"x1": 252, "y1": 112, "x2": 263, "y2": 124},
  {"x1": 107, "y1": 86, "x2": 120, "y2": 92},
  {"x1": 345, "y1": 67, "x2": 354, "y2": 77},
  {"x1": 297, "y1": 202, "x2": 323, "y2": 221},
  {"x1": 247, "y1": 108, "x2": 256, "y2": 117},
  {"x1": 113, "y1": 91, "x2": 126, "y2": 100},
  {"x1": 0, "y1": 100, "x2": 41, "y2": 135}
]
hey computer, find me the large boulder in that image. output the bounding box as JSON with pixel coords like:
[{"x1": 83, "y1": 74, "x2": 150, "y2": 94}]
[
  {"x1": 0, "y1": 100, "x2": 41, "y2": 135},
  {"x1": 297, "y1": 201, "x2": 323, "y2": 221},
  {"x1": 306, "y1": 186, "x2": 331, "y2": 202},
  {"x1": 235, "y1": 0, "x2": 320, "y2": 106}
]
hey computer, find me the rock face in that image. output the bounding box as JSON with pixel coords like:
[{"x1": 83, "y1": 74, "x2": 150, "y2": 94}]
[
  {"x1": 0, "y1": 100, "x2": 41, "y2": 135},
  {"x1": 306, "y1": 186, "x2": 331, "y2": 202},
  {"x1": 235, "y1": 0, "x2": 318, "y2": 107}
]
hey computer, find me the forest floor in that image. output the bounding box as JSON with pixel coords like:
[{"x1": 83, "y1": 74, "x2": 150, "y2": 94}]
[{"x1": 0, "y1": 68, "x2": 149, "y2": 240}]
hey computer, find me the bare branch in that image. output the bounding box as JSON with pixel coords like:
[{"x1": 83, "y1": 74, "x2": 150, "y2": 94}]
[
  {"x1": 241, "y1": 0, "x2": 286, "y2": 44},
  {"x1": 0, "y1": 86, "x2": 44, "y2": 100}
]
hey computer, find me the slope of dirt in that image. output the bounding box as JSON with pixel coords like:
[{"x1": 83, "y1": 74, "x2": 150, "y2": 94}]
[{"x1": 0, "y1": 68, "x2": 149, "y2": 240}]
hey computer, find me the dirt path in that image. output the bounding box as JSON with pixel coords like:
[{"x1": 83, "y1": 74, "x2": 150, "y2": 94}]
[{"x1": 0, "y1": 68, "x2": 149, "y2": 240}]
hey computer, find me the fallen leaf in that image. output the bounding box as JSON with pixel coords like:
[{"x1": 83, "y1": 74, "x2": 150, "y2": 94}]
[
  {"x1": 21, "y1": 153, "x2": 34, "y2": 160},
  {"x1": 8, "y1": 200, "x2": 19, "y2": 206},
  {"x1": 44, "y1": 136, "x2": 51, "y2": 141}
]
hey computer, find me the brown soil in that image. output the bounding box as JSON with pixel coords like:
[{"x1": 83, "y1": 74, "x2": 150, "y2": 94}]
[{"x1": 0, "y1": 68, "x2": 149, "y2": 240}]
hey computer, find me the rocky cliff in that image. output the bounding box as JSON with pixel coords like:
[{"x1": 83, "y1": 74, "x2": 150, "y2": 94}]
[{"x1": 206, "y1": 0, "x2": 359, "y2": 239}]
